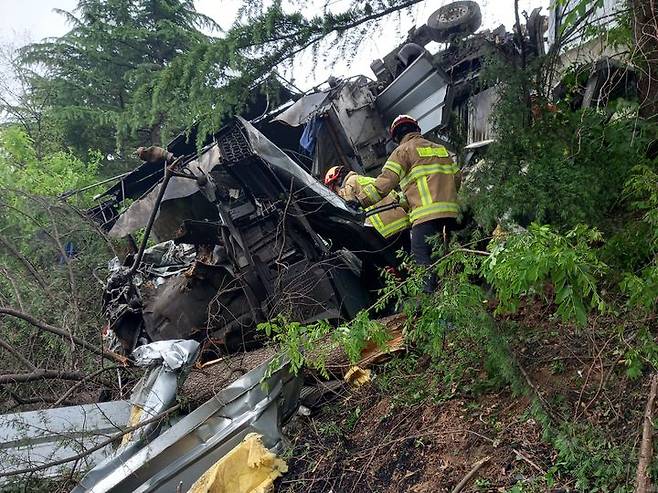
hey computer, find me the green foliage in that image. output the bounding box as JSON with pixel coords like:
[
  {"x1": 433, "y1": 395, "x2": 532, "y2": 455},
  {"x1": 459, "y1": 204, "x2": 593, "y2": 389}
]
[
  {"x1": 484, "y1": 224, "x2": 608, "y2": 325},
  {"x1": 125, "y1": 0, "x2": 425, "y2": 147},
  {"x1": 0, "y1": 125, "x2": 113, "y2": 396},
  {"x1": 258, "y1": 310, "x2": 390, "y2": 377},
  {"x1": 620, "y1": 327, "x2": 658, "y2": 379},
  {"x1": 0, "y1": 127, "x2": 100, "y2": 202},
  {"x1": 557, "y1": 0, "x2": 604, "y2": 35},
  {"x1": 547, "y1": 421, "x2": 634, "y2": 492},
  {"x1": 464, "y1": 59, "x2": 649, "y2": 233},
  {"x1": 17, "y1": 0, "x2": 216, "y2": 159},
  {"x1": 617, "y1": 164, "x2": 658, "y2": 311}
]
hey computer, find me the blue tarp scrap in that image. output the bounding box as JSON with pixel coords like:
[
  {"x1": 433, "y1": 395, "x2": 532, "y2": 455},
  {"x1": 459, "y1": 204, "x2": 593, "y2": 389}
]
[{"x1": 299, "y1": 115, "x2": 324, "y2": 156}]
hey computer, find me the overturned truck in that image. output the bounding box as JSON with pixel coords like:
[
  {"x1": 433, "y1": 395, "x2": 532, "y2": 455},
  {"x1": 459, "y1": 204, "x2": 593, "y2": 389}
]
[
  {"x1": 101, "y1": 119, "x2": 392, "y2": 355},
  {"x1": 94, "y1": 1, "x2": 549, "y2": 355}
]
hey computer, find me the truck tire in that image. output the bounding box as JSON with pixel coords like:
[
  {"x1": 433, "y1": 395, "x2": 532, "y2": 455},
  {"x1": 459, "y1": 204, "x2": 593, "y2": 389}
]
[{"x1": 427, "y1": 1, "x2": 482, "y2": 42}]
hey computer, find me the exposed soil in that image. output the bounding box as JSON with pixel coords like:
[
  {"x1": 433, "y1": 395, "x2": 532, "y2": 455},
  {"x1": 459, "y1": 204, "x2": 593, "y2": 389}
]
[
  {"x1": 278, "y1": 383, "x2": 550, "y2": 492},
  {"x1": 275, "y1": 299, "x2": 654, "y2": 492}
]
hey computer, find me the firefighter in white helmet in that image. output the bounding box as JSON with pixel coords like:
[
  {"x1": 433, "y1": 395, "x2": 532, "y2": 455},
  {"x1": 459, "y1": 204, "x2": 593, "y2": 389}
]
[
  {"x1": 355, "y1": 115, "x2": 460, "y2": 292},
  {"x1": 324, "y1": 165, "x2": 409, "y2": 240}
]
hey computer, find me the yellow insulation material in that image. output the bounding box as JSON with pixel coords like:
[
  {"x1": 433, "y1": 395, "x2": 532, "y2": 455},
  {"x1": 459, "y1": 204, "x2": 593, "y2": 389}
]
[
  {"x1": 120, "y1": 405, "x2": 144, "y2": 446},
  {"x1": 187, "y1": 433, "x2": 288, "y2": 493},
  {"x1": 344, "y1": 366, "x2": 372, "y2": 387}
]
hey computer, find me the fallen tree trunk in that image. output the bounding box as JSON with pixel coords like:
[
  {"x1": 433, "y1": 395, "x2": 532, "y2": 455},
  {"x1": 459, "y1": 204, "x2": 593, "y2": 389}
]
[{"x1": 635, "y1": 373, "x2": 658, "y2": 493}]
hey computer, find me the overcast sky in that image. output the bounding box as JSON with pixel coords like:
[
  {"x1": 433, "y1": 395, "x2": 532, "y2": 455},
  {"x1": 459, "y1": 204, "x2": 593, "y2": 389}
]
[{"x1": 0, "y1": 0, "x2": 548, "y2": 88}]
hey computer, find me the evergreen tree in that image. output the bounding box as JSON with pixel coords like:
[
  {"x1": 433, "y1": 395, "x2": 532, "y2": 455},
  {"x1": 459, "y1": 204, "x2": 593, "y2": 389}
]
[
  {"x1": 123, "y1": 0, "x2": 425, "y2": 147},
  {"x1": 18, "y1": 0, "x2": 217, "y2": 164}
]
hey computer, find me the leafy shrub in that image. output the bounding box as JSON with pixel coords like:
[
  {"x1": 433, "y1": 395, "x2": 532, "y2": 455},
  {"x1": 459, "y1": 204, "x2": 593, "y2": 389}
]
[
  {"x1": 258, "y1": 311, "x2": 391, "y2": 377},
  {"x1": 619, "y1": 164, "x2": 658, "y2": 311},
  {"x1": 463, "y1": 60, "x2": 648, "y2": 233},
  {"x1": 484, "y1": 223, "x2": 608, "y2": 325}
]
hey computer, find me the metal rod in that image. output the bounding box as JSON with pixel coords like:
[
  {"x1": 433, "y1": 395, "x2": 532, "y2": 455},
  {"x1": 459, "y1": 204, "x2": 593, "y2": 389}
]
[
  {"x1": 59, "y1": 171, "x2": 133, "y2": 199},
  {"x1": 128, "y1": 159, "x2": 180, "y2": 275}
]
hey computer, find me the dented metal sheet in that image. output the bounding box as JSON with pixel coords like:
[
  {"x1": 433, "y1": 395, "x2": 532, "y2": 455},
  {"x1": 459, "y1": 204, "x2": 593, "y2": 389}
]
[
  {"x1": 375, "y1": 55, "x2": 451, "y2": 134},
  {"x1": 239, "y1": 117, "x2": 352, "y2": 214},
  {"x1": 0, "y1": 400, "x2": 131, "y2": 485},
  {"x1": 125, "y1": 339, "x2": 200, "y2": 443},
  {"x1": 73, "y1": 357, "x2": 301, "y2": 493},
  {"x1": 109, "y1": 146, "x2": 222, "y2": 239}
]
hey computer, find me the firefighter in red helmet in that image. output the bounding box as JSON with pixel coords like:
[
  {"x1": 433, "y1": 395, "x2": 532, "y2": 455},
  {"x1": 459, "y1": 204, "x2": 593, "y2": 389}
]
[
  {"x1": 324, "y1": 165, "x2": 409, "y2": 240},
  {"x1": 355, "y1": 115, "x2": 460, "y2": 292}
]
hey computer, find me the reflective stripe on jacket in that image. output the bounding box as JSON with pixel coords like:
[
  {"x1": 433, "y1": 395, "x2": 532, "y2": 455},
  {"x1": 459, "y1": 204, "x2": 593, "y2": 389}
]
[
  {"x1": 356, "y1": 133, "x2": 460, "y2": 226},
  {"x1": 338, "y1": 172, "x2": 410, "y2": 238}
]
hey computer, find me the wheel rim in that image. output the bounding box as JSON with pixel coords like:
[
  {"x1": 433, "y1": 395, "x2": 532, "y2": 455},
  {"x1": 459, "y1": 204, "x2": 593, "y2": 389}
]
[{"x1": 438, "y1": 6, "x2": 468, "y2": 23}]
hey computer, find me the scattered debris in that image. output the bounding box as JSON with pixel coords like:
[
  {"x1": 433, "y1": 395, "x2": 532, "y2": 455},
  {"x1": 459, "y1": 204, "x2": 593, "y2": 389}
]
[
  {"x1": 73, "y1": 356, "x2": 301, "y2": 492},
  {"x1": 187, "y1": 433, "x2": 288, "y2": 493},
  {"x1": 344, "y1": 366, "x2": 372, "y2": 387}
]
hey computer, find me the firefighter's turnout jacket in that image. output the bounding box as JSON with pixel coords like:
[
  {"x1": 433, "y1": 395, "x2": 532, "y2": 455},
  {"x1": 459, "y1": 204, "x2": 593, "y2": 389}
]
[
  {"x1": 356, "y1": 132, "x2": 459, "y2": 226},
  {"x1": 338, "y1": 171, "x2": 409, "y2": 239}
]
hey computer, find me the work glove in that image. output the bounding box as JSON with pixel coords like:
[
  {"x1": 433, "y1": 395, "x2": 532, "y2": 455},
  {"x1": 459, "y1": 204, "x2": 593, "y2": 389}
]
[
  {"x1": 136, "y1": 146, "x2": 173, "y2": 163},
  {"x1": 345, "y1": 199, "x2": 362, "y2": 211}
]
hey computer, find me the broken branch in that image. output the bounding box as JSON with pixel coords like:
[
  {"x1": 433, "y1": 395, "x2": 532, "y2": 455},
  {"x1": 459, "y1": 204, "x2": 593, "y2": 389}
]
[
  {"x1": 0, "y1": 369, "x2": 86, "y2": 385},
  {"x1": 451, "y1": 456, "x2": 491, "y2": 493},
  {"x1": 0, "y1": 233, "x2": 49, "y2": 291},
  {"x1": 0, "y1": 336, "x2": 36, "y2": 370},
  {"x1": 51, "y1": 364, "x2": 120, "y2": 407},
  {"x1": 0, "y1": 307, "x2": 125, "y2": 364},
  {"x1": 635, "y1": 373, "x2": 658, "y2": 493}
]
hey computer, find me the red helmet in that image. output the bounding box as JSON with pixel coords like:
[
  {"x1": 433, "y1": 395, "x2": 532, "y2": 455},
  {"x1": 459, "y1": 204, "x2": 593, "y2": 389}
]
[
  {"x1": 390, "y1": 114, "x2": 420, "y2": 139},
  {"x1": 324, "y1": 165, "x2": 345, "y2": 188}
]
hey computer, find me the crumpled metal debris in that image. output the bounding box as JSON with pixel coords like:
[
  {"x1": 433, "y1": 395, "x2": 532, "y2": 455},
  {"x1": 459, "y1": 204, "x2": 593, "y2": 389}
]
[
  {"x1": 132, "y1": 339, "x2": 200, "y2": 370},
  {"x1": 118, "y1": 339, "x2": 200, "y2": 449},
  {"x1": 73, "y1": 356, "x2": 301, "y2": 493}
]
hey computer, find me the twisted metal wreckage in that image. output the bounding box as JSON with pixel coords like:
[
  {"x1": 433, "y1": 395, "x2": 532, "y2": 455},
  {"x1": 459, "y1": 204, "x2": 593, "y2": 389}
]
[{"x1": 2, "y1": 1, "x2": 634, "y2": 489}]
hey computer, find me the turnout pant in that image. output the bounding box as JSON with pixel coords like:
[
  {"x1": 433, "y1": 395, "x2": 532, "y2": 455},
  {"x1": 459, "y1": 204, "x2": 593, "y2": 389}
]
[{"x1": 410, "y1": 218, "x2": 455, "y2": 293}]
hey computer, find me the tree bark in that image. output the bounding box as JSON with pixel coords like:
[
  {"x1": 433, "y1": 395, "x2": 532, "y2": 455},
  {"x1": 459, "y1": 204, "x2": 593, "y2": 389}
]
[
  {"x1": 0, "y1": 369, "x2": 86, "y2": 384},
  {"x1": 635, "y1": 374, "x2": 658, "y2": 493},
  {"x1": 631, "y1": 0, "x2": 658, "y2": 121}
]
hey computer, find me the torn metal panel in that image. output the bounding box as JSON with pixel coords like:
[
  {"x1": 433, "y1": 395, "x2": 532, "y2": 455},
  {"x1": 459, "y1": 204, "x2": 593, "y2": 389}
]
[
  {"x1": 0, "y1": 400, "x2": 130, "y2": 485},
  {"x1": 272, "y1": 90, "x2": 330, "y2": 126},
  {"x1": 376, "y1": 54, "x2": 452, "y2": 134},
  {"x1": 108, "y1": 146, "x2": 222, "y2": 239},
  {"x1": 73, "y1": 357, "x2": 302, "y2": 493},
  {"x1": 132, "y1": 339, "x2": 200, "y2": 370},
  {"x1": 239, "y1": 117, "x2": 352, "y2": 215},
  {"x1": 330, "y1": 78, "x2": 389, "y2": 173},
  {"x1": 118, "y1": 340, "x2": 199, "y2": 451},
  {"x1": 140, "y1": 264, "x2": 242, "y2": 342}
]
